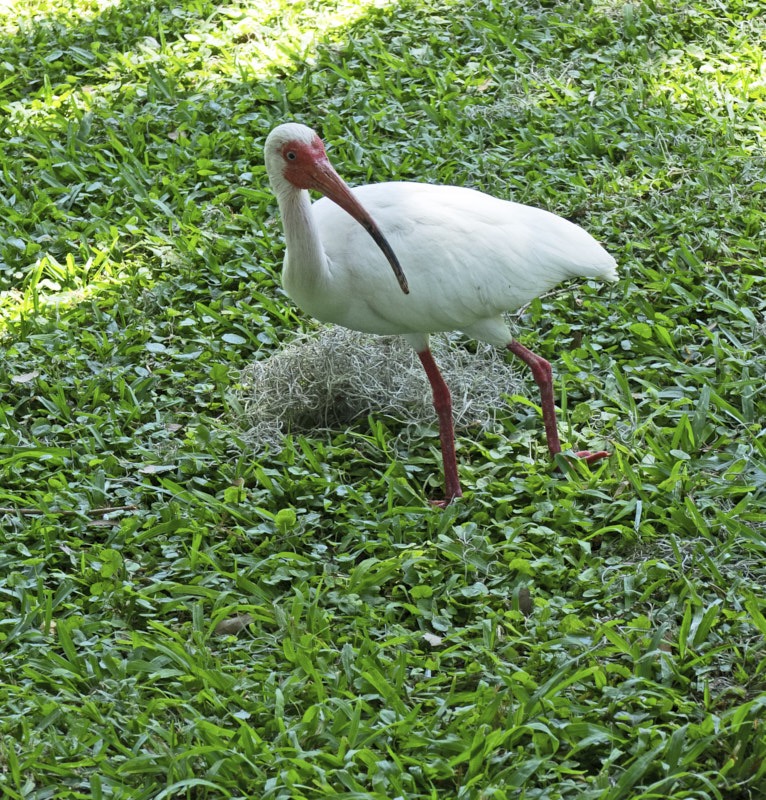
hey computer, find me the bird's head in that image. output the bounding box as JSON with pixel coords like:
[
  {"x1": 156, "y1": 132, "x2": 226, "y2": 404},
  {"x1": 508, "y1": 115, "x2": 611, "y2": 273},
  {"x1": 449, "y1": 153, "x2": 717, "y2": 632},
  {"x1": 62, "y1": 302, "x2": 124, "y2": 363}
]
[
  {"x1": 264, "y1": 123, "x2": 330, "y2": 192},
  {"x1": 264, "y1": 123, "x2": 409, "y2": 295}
]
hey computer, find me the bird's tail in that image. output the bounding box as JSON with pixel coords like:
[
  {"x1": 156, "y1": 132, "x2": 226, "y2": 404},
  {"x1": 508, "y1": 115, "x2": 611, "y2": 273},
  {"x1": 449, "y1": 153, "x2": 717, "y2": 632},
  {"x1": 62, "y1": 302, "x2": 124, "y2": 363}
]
[{"x1": 593, "y1": 256, "x2": 619, "y2": 283}]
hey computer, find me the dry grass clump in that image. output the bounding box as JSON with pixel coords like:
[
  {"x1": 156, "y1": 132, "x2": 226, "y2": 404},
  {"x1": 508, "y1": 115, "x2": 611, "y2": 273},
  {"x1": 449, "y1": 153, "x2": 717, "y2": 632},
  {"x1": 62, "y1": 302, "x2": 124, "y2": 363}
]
[{"x1": 237, "y1": 327, "x2": 521, "y2": 451}]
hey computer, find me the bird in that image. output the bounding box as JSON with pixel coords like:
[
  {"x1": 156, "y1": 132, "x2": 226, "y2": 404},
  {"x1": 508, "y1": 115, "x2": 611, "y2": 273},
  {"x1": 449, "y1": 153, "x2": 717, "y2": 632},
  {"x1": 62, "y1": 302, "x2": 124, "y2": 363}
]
[{"x1": 263, "y1": 122, "x2": 618, "y2": 505}]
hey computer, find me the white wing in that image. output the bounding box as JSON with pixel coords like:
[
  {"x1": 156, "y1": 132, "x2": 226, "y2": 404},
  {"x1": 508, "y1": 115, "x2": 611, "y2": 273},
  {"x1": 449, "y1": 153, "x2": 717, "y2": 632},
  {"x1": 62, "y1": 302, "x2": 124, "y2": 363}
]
[{"x1": 307, "y1": 182, "x2": 617, "y2": 340}]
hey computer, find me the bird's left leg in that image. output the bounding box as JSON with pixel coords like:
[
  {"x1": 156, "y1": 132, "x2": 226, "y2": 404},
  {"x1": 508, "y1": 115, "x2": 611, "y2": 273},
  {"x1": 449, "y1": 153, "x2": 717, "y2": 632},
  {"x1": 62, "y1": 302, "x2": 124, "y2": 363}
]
[
  {"x1": 417, "y1": 348, "x2": 463, "y2": 504},
  {"x1": 507, "y1": 340, "x2": 608, "y2": 464}
]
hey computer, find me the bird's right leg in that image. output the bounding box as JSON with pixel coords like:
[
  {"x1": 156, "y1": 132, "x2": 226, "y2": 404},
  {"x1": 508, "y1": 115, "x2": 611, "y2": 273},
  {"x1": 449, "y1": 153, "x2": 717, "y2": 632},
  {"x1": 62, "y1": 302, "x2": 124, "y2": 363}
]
[
  {"x1": 507, "y1": 340, "x2": 609, "y2": 464},
  {"x1": 417, "y1": 349, "x2": 463, "y2": 505}
]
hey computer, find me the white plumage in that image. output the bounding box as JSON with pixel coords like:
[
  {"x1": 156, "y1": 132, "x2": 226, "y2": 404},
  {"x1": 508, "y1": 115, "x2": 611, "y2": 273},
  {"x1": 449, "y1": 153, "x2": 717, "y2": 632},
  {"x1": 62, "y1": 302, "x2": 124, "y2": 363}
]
[{"x1": 264, "y1": 122, "x2": 618, "y2": 504}]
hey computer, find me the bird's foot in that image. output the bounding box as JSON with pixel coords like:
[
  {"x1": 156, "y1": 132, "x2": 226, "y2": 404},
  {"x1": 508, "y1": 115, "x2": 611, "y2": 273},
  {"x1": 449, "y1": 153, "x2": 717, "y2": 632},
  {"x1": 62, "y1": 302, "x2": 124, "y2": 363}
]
[
  {"x1": 552, "y1": 449, "x2": 610, "y2": 471},
  {"x1": 430, "y1": 498, "x2": 451, "y2": 509},
  {"x1": 572, "y1": 449, "x2": 610, "y2": 464},
  {"x1": 429, "y1": 487, "x2": 463, "y2": 508}
]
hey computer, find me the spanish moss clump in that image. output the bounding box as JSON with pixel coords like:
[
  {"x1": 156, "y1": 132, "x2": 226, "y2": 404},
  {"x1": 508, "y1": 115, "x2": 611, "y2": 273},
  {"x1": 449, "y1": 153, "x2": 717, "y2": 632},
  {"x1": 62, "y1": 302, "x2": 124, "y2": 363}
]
[{"x1": 237, "y1": 327, "x2": 521, "y2": 452}]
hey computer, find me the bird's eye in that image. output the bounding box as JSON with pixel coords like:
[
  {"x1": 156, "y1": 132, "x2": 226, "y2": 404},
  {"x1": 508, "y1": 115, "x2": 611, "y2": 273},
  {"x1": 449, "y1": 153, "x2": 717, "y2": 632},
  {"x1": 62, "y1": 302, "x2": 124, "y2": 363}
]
[{"x1": 286, "y1": 151, "x2": 297, "y2": 160}]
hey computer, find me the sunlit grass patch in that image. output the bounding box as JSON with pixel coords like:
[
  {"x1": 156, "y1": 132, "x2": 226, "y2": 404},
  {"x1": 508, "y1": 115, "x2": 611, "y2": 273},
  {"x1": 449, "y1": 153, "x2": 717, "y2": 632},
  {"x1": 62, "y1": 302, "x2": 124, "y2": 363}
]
[{"x1": 0, "y1": 0, "x2": 122, "y2": 28}]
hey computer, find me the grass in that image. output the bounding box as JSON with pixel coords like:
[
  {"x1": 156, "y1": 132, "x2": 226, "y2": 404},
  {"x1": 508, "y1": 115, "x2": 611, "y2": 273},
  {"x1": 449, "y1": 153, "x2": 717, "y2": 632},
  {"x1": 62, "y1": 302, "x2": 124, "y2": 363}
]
[{"x1": 0, "y1": 0, "x2": 765, "y2": 797}]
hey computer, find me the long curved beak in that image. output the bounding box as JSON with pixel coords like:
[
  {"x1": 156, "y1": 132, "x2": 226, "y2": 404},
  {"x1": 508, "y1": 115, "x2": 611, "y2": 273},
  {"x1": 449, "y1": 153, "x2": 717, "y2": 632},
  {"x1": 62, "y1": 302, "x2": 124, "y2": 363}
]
[{"x1": 309, "y1": 160, "x2": 410, "y2": 295}]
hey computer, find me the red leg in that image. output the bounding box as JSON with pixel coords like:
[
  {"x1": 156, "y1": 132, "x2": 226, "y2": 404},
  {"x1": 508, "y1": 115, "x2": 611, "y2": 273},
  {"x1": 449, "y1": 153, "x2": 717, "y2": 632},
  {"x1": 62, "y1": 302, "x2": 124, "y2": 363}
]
[
  {"x1": 417, "y1": 349, "x2": 463, "y2": 504},
  {"x1": 507, "y1": 341, "x2": 608, "y2": 464}
]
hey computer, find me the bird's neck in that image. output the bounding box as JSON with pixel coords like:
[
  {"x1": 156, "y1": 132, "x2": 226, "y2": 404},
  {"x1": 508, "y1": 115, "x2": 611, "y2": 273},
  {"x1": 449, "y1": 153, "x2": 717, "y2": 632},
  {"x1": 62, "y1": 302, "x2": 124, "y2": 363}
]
[{"x1": 279, "y1": 188, "x2": 329, "y2": 296}]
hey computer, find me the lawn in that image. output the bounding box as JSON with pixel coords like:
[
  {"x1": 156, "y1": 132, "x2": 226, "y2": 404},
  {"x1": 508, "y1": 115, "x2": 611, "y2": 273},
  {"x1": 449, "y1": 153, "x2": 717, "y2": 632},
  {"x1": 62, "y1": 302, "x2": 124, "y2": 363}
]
[{"x1": 0, "y1": 0, "x2": 765, "y2": 797}]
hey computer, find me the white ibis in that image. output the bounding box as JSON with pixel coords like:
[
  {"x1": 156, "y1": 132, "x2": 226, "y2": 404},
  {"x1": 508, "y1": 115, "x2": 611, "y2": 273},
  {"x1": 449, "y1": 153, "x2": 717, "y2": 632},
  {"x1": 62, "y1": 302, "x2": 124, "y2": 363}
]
[{"x1": 264, "y1": 122, "x2": 618, "y2": 504}]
